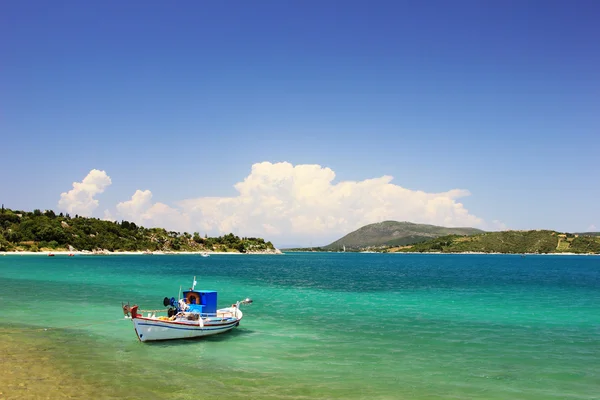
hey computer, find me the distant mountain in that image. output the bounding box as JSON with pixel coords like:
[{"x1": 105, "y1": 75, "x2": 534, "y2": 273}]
[
  {"x1": 393, "y1": 230, "x2": 600, "y2": 254},
  {"x1": 323, "y1": 221, "x2": 484, "y2": 250},
  {"x1": 575, "y1": 232, "x2": 600, "y2": 237}
]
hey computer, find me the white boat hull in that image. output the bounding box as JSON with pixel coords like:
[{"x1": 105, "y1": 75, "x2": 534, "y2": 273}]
[{"x1": 132, "y1": 307, "x2": 243, "y2": 342}]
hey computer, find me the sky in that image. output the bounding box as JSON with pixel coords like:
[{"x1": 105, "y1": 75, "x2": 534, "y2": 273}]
[{"x1": 1, "y1": 0, "x2": 599, "y2": 247}]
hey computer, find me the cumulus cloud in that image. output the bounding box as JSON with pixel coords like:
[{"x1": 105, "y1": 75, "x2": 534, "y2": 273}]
[
  {"x1": 103, "y1": 209, "x2": 116, "y2": 222},
  {"x1": 174, "y1": 162, "x2": 487, "y2": 243},
  {"x1": 588, "y1": 224, "x2": 597, "y2": 232},
  {"x1": 116, "y1": 189, "x2": 191, "y2": 231},
  {"x1": 116, "y1": 190, "x2": 153, "y2": 218},
  {"x1": 100, "y1": 162, "x2": 499, "y2": 245},
  {"x1": 58, "y1": 169, "x2": 112, "y2": 216}
]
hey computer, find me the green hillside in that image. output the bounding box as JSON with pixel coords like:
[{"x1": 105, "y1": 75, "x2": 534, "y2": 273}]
[
  {"x1": 393, "y1": 230, "x2": 600, "y2": 254},
  {"x1": 324, "y1": 221, "x2": 484, "y2": 250},
  {"x1": 0, "y1": 206, "x2": 275, "y2": 253}
]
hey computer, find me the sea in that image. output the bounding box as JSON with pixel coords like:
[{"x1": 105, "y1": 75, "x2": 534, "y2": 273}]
[{"x1": 0, "y1": 253, "x2": 598, "y2": 399}]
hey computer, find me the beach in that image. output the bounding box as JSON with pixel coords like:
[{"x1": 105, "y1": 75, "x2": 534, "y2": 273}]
[
  {"x1": 0, "y1": 249, "x2": 282, "y2": 256},
  {"x1": 2, "y1": 249, "x2": 596, "y2": 256}
]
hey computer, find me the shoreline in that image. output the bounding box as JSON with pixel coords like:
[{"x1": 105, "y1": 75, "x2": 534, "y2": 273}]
[
  {"x1": 1, "y1": 250, "x2": 598, "y2": 256},
  {"x1": 0, "y1": 250, "x2": 283, "y2": 256},
  {"x1": 276, "y1": 250, "x2": 600, "y2": 256},
  {"x1": 384, "y1": 251, "x2": 600, "y2": 256}
]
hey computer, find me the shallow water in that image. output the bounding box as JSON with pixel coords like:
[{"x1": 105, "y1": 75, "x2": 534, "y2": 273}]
[{"x1": 1, "y1": 253, "x2": 599, "y2": 399}]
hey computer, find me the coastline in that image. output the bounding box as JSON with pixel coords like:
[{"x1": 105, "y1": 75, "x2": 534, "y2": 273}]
[
  {"x1": 0, "y1": 249, "x2": 283, "y2": 256},
  {"x1": 275, "y1": 250, "x2": 599, "y2": 256},
  {"x1": 384, "y1": 251, "x2": 600, "y2": 257},
  {"x1": 1, "y1": 250, "x2": 597, "y2": 256},
  {"x1": 390, "y1": 251, "x2": 599, "y2": 256}
]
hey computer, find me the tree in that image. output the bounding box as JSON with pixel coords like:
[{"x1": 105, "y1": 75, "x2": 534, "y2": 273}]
[
  {"x1": 0, "y1": 206, "x2": 278, "y2": 254},
  {"x1": 235, "y1": 242, "x2": 246, "y2": 253},
  {"x1": 6, "y1": 230, "x2": 22, "y2": 243},
  {"x1": 204, "y1": 238, "x2": 215, "y2": 249},
  {"x1": 0, "y1": 234, "x2": 11, "y2": 251}
]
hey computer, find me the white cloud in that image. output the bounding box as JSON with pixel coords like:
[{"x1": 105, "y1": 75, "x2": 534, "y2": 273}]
[
  {"x1": 116, "y1": 190, "x2": 153, "y2": 218},
  {"x1": 116, "y1": 189, "x2": 191, "y2": 231},
  {"x1": 58, "y1": 169, "x2": 112, "y2": 216},
  {"x1": 175, "y1": 162, "x2": 488, "y2": 243},
  {"x1": 98, "y1": 162, "x2": 499, "y2": 245},
  {"x1": 103, "y1": 209, "x2": 116, "y2": 222},
  {"x1": 587, "y1": 224, "x2": 597, "y2": 232}
]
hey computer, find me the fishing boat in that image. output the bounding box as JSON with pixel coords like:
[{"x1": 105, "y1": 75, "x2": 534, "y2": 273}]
[
  {"x1": 200, "y1": 252, "x2": 210, "y2": 257},
  {"x1": 123, "y1": 277, "x2": 252, "y2": 342}
]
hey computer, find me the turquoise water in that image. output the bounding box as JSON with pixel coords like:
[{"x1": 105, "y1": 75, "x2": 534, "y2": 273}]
[{"x1": 1, "y1": 253, "x2": 599, "y2": 399}]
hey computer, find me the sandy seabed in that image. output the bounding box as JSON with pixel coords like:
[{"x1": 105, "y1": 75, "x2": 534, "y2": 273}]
[{"x1": 0, "y1": 328, "x2": 111, "y2": 400}]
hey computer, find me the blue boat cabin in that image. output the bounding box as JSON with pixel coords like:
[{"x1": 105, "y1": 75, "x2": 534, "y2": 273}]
[{"x1": 182, "y1": 290, "x2": 217, "y2": 315}]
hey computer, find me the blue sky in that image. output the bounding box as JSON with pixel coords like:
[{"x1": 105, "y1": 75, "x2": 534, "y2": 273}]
[{"x1": 2, "y1": 1, "x2": 599, "y2": 246}]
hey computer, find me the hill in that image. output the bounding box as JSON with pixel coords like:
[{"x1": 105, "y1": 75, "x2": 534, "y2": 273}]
[
  {"x1": 0, "y1": 206, "x2": 275, "y2": 253},
  {"x1": 323, "y1": 221, "x2": 484, "y2": 250},
  {"x1": 392, "y1": 230, "x2": 600, "y2": 254}
]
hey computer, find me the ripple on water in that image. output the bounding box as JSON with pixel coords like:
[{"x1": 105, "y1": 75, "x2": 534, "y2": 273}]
[{"x1": 0, "y1": 253, "x2": 599, "y2": 399}]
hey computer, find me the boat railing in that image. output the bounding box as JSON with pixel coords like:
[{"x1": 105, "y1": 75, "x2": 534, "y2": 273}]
[
  {"x1": 201, "y1": 312, "x2": 233, "y2": 318},
  {"x1": 201, "y1": 312, "x2": 217, "y2": 317}
]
